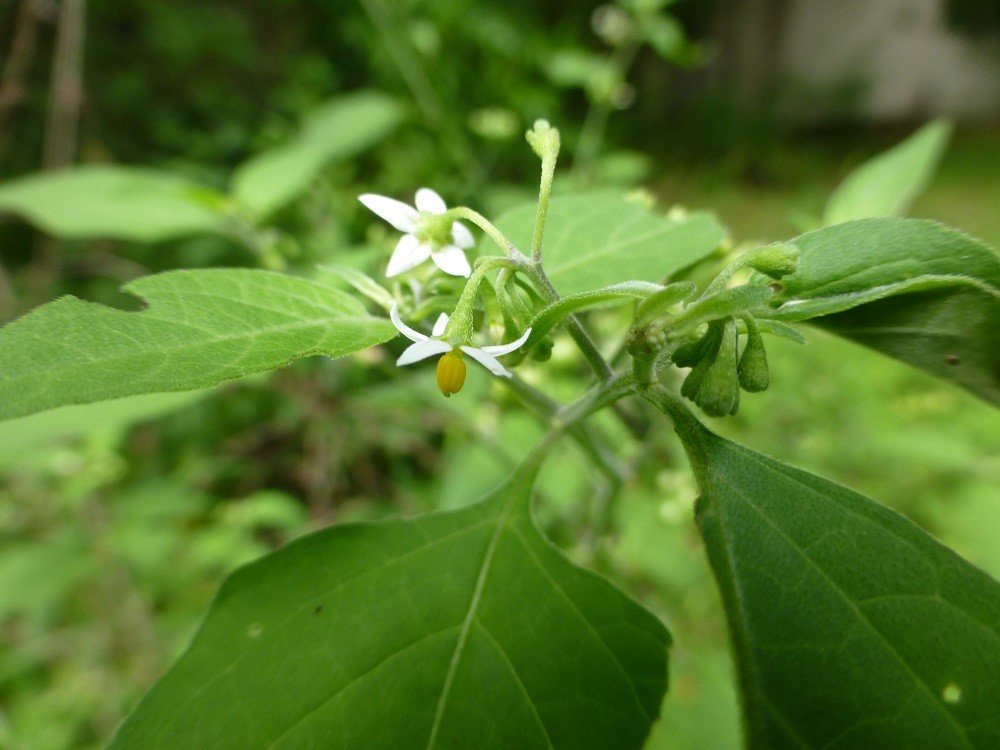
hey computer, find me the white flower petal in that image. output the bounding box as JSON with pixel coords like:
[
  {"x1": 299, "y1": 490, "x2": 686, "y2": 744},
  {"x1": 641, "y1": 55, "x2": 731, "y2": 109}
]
[
  {"x1": 479, "y1": 327, "x2": 532, "y2": 356},
  {"x1": 389, "y1": 303, "x2": 428, "y2": 343},
  {"x1": 431, "y1": 245, "x2": 472, "y2": 278},
  {"x1": 415, "y1": 187, "x2": 448, "y2": 214},
  {"x1": 386, "y1": 234, "x2": 432, "y2": 277},
  {"x1": 450, "y1": 221, "x2": 475, "y2": 249},
  {"x1": 359, "y1": 194, "x2": 418, "y2": 232},
  {"x1": 397, "y1": 339, "x2": 453, "y2": 366},
  {"x1": 432, "y1": 313, "x2": 450, "y2": 337},
  {"x1": 460, "y1": 346, "x2": 512, "y2": 378}
]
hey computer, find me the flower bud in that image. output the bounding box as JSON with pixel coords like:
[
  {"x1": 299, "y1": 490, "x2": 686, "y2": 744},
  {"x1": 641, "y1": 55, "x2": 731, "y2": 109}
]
[
  {"x1": 738, "y1": 319, "x2": 769, "y2": 392},
  {"x1": 526, "y1": 119, "x2": 561, "y2": 162},
  {"x1": 671, "y1": 334, "x2": 707, "y2": 368},
  {"x1": 696, "y1": 318, "x2": 740, "y2": 416},
  {"x1": 531, "y1": 337, "x2": 554, "y2": 362},
  {"x1": 680, "y1": 322, "x2": 722, "y2": 400},
  {"x1": 745, "y1": 243, "x2": 799, "y2": 279}
]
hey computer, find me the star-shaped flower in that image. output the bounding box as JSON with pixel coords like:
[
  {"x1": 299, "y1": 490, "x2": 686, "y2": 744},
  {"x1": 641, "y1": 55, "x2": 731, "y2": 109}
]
[
  {"x1": 389, "y1": 304, "x2": 531, "y2": 396},
  {"x1": 359, "y1": 188, "x2": 474, "y2": 278}
]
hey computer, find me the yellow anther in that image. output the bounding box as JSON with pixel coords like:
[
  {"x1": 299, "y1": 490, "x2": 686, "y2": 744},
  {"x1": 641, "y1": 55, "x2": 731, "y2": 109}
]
[{"x1": 436, "y1": 350, "x2": 466, "y2": 397}]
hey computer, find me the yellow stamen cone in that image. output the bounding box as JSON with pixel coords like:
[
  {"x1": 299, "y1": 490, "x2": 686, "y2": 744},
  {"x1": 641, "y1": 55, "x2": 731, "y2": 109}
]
[{"x1": 436, "y1": 350, "x2": 466, "y2": 397}]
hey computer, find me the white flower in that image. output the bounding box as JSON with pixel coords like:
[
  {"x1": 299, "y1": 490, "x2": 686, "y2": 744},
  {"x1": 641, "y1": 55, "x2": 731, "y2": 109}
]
[
  {"x1": 389, "y1": 304, "x2": 531, "y2": 394},
  {"x1": 359, "y1": 188, "x2": 474, "y2": 278}
]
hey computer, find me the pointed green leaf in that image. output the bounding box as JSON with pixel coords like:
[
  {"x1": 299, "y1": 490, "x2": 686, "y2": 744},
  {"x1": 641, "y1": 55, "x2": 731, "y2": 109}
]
[
  {"x1": 765, "y1": 218, "x2": 1000, "y2": 405},
  {"x1": 524, "y1": 280, "x2": 667, "y2": 349},
  {"x1": 670, "y1": 284, "x2": 773, "y2": 334},
  {"x1": 0, "y1": 166, "x2": 230, "y2": 242},
  {"x1": 0, "y1": 269, "x2": 395, "y2": 421},
  {"x1": 232, "y1": 91, "x2": 404, "y2": 218},
  {"x1": 112, "y1": 466, "x2": 670, "y2": 748},
  {"x1": 824, "y1": 119, "x2": 952, "y2": 225},
  {"x1": 635, "y1": 281, "x2": 698, "y2": 326},
  {"x1": 645, "y1": 391, "x2": 1000, "y2": 749},
  {"x1": 496, "y1": 192, "x2": 726, "y2": 295}
]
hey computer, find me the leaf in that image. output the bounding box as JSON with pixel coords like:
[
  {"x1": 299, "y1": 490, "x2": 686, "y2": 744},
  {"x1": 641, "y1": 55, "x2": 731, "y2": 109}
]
[
  {"x1": 764, "y1": 218, "x2": 1000, "y2": 405},
  {"x1": 634, "y1": 281, "x2": 697, "y2": 325},
  {"x1": 524, "y1": 280, "x2": 666, "y2": 349},
  {"x1": 0, "y1": 165, "x2": 230, "y2": 242},
  {"x1": 669, "y1": 284, "x2": 773, "y2": 333},
  {"x1": 0, "y1": 269, "x2": 395, "y2": 421},
  {"x1": 112, "y1": 462, "x2": 670, "y2": 748},
  {"x1": 644, "y1": 389, "x2": 1000, "y2": 750},
  {"x1": 824, "y1": 119, "x2": 952, "y2": 225},
  {"x1": 496, "y1": 192, "x2": 726, "y2": 296},
  {"x1": 232, "y1": 91, "x2": 404, "y2": 218}
]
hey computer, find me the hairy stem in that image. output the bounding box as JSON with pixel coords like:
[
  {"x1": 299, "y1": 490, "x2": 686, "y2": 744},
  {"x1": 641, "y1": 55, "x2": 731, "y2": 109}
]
[
  {"x1": 516, "y1": 371, "x2": 637, "y2": 481},
  {"x1": 504, "y1": 373, "x2": 629, "y2": 486}
]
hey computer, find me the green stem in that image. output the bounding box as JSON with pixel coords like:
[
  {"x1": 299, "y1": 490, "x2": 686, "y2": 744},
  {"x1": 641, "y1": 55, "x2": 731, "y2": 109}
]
[
  {"x1": 527, "y1": 266, "x2": 614, "y2": 382},
  {"x1": 516, "y1": 371, "x2": 637, "y2": 482},
  {"x1": 449, "y1": 205, "x2": 618, "y2": 389},
  {"x1": 504, "y1": 373, "x2": 629, "y2": 485},
  {"x1": 531, "y1": 148, "x2": 557, "y2": 263},
  {"x1": 444, "y1": 256, "x2": 515, "y2": 341},
  {"x1": 638, "y1": 383, "x2": 709, "y2": 481},
  {"x1": 447, "y1": 207, "x2": 529, "y2": 262}
]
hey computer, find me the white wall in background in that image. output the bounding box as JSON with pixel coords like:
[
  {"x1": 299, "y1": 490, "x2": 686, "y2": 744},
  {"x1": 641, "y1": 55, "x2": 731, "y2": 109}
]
[{"x1": 782, "y1": 0, "x2": 1000, "y2": 120}]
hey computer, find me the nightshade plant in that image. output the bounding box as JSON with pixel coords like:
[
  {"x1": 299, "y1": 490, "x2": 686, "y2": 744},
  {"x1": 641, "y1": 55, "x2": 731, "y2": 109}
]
[{"x1": 0, "y1": 117, "x2": 997, "y2": 749}]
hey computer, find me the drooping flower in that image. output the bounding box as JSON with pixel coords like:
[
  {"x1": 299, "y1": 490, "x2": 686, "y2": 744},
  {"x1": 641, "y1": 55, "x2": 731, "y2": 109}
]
[
  {"x1": 359, "y1": 188, "x2": 474, "y2": 278},
  {"x1": 389, "y1": 304, "x2": 531, "y2": 396}
]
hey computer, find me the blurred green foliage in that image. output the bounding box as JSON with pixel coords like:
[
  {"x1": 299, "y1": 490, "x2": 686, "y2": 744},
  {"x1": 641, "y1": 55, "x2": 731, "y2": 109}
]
[{"x1": 0, "y1": 1, "x2": 998, "y2": 748}]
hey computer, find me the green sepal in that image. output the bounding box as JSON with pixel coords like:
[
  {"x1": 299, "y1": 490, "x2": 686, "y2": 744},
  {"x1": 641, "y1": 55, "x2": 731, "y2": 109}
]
[
  {"x1": 737, "y1": 317, "x2": 769, "y2": 393},
  {"x1": 753, "y1": 319, "x2": 807, "y2": 345}
]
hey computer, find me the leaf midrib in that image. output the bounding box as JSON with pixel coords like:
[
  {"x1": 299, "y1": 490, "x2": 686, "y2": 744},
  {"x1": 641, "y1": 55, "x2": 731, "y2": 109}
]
[
  {"x1": 153, "y1": 518, "x2": 496, "y2": 746},
  {"x1": 1, "y1": 315, "x2": 386, "y2": 385},
  {"x1": 709, "y1": 454, "x2": 974, "y2": 748}
]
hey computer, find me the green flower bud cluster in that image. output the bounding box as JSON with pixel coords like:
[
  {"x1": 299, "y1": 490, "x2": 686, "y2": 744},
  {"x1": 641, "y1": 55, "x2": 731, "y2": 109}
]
[{"x1": 674, "y1": 314, "x2": 770, "y2": 417}]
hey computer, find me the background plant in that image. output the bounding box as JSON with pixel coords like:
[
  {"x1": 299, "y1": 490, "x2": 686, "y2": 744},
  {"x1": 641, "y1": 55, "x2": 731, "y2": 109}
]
[{"x1": 0, "y1": 3, "x2": 998, "y2": 749}]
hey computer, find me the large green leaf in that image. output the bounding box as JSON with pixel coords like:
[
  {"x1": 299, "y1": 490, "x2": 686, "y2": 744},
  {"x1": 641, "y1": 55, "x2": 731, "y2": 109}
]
[
  {"x1": 496, "y1": 192, "x2": 726, "y2": 296},
  {"x1": 0, "y1": 269, "x2": 395, "y2": 420},
  {"x1": 112, "y1": 461, "x2": 670, "y2": 748},
  {"x1": 824, "y1": 120, "x2": 952, "y2": 225},
  {"x1": 645, "y1": 390, "x2": 1000, "y2": 749},
  {"x1": 232, "y1": 91, "x2": 404, "y2": 218},
  {"x1": 0, "y1": 165, "x2": 231, "y2": 242},
  {"x1": 764, "y1": 218, "x2": 1000, "y2": 405}
]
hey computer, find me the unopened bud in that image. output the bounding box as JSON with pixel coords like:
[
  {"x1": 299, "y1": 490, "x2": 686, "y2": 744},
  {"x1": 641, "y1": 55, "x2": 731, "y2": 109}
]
[
  {"x1": 531, "y1": 337, "x2": 554, "y2": 362},
  {"x1": 672, "y1": 335, "x2": 706, "y2": 368},
  {"x1": 738, "y1": 319, "x2": 769, "y2": 392},
  {"x1": 696, "y1": 318, "x2": 740, "y2": 416},
  {"x1": 526, "y1": 119, "x2": 561, "y2": 162},
  {"x1": 745, "y1": 243, "x2": 799, "y2": 279},
  {"x1": 680, "y1": 322, "x2": 722, "y2": 400}
]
